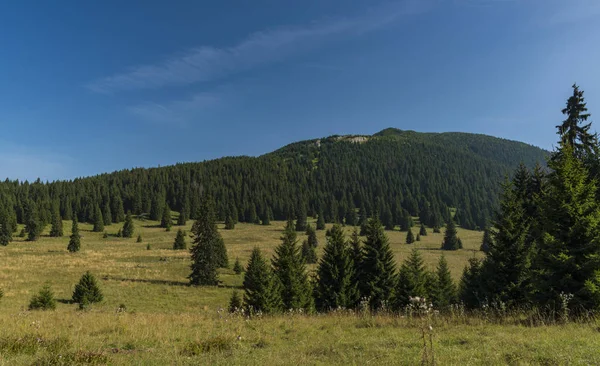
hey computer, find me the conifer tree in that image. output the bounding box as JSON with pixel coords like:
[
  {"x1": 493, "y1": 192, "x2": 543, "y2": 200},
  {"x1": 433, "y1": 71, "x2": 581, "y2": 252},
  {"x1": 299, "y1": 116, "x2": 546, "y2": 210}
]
[
  {"x1": 406, "y1": 228, "x2": 415, "y2": 244},
  {"x1": 316, "y1": 211, "x2": 326, "y2": 230},
  {"x1": 25, "y1": 202, "x2": 42, "y2": 241},
  {"x1": 49, "y1": 202, "x2": 63, "y2": 237},
  {"x1": 432, "y1": 254, "x2": 456, "y2": 310},
  {"x1": 189, "y1": 196, "x2": 227, "y2": 286},
  {"x1": 348, "y1": 228, "x2": 362, "y2": 288},
  {"x1": 92, "y1": 204, "x2": 104, "y2": 232},
  {"x1": 228, "y1": 290, "x2": 242, "y2": 313},
  {"x1": 177, "y1": 210, "x2": 188, "y2": 226},
  {"x1": 295, "y1": 208, "x2": 308, "y2": 232},
  {"x1": 72, "y1": 271, "x2": 103, "y2": 304},
  {"x1": 102, "y1": 201, "x2": 112, "y2": 226},
  {"x1": 394, "y1": 249, "x2": 428, "y2": 310},
  {"x1": 122, "y1": 212, "x2": 135, "y2": 238},
  {"x1": 173, "y1": 229, "x2": 187, "y2": 250},
  {"x1": 433, "y1": 226, "x2": 441, "y2": 234},
  {"x1": 224, "y1": 213, "x2": 235, "y2": 230},
  {"x1": 29, "y1": 284, "x2": 56, "y2": 311},
  {"x1": 243, "y1": 247, "x2": 282, "y2": 314},
  {"x1": 136, "y1": 234, "x2": 143, "y2": 243},
  {"x1": 536, "y1": 143, "x2": 600, "y2": 312},
  {"x1": 480, "y1": 227, "x2": 492, "y2": 253},
  {"x1": 233, "y1": 257, "x2": 243, "y2": 274},
  {"x1": 112, "y1": 194, "x2": 125, "y2": 223},
  {"x1": 314, "y1": 224, "x2": 358, "y2": 311},
  {"x1": 416, "y1": 233, "x2": 420, "y2": 241},
  {"x1": 261, "y1": 207, "x2": 272, "y2": 226},
  {"x1": 345, "y1": 203, "x2": 358, "y2": 226},
  {"x1": 459, "y1": 258, "x2": 485, "y2": 309},
  {"x1": 301, "y1": 240, "x2": 318, "y2": 264},
  {"x1": 440, "y1": 219, "x2": 460, "y2": 250},
  {"x1": 0, "y1": 207, "x2": 12, "y2": 246},
  {"x1": 67, "y1": 218, "x2": 81, "y2": 253},
  {"x1": 306, "y1": 224, "x2": 318, "y2": 248},
  {"x1": 419, "y1": 223, "x2": 427, "y2": 236},
  {"x1": 359, "y1": 218, "x2": 396, "y2": 310},
  {"x1": 272, "y1": 219, "x2": 312, "y2": 310},
  {"x1": 161, "y1": 204, "x2": 172, "y2": 231}
]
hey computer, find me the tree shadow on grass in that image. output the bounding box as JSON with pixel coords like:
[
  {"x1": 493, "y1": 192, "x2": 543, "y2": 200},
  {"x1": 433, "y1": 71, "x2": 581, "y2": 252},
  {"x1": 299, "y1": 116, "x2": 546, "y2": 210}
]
[
  {"x1": 57, "y1": 299, "x2": 74, "y2": 304},
  {"x1": 102, "y1": 275, "x2": 189, "y2": 287}
]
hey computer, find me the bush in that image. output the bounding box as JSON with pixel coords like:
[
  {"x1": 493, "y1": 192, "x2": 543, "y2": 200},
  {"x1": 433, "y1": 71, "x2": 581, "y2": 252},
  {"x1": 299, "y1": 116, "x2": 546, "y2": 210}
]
[{"x1": 29, "y1": 285, "x2": 56, "y2": 311}]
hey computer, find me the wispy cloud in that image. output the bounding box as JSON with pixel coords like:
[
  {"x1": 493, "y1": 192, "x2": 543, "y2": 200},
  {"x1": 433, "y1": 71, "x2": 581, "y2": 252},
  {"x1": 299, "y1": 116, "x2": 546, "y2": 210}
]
[
  {"x1": 87, "y1": 1, "x2": 428, "y2": 93},
  {"x1": 128, "y1": 92, "x2": 220, "y2": 125}
]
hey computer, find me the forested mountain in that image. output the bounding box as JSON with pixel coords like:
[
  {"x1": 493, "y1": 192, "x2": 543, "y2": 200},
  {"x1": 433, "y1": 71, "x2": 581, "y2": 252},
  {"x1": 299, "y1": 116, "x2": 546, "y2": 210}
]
[{"x1": 0, "y1": 128, "x2": 547, "y2": 242}]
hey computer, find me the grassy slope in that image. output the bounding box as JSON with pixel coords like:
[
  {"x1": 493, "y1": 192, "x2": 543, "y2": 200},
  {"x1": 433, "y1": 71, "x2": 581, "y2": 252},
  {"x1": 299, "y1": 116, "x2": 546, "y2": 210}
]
[{"x1": 1, "y1": 220, "x2": 598, "y2": 365}]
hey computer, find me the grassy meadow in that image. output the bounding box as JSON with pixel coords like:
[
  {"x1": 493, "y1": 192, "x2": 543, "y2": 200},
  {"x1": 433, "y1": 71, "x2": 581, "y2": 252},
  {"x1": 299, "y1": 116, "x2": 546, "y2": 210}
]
[{"x1": 1, "y1": 219, "x2": 599, "y2": 365}]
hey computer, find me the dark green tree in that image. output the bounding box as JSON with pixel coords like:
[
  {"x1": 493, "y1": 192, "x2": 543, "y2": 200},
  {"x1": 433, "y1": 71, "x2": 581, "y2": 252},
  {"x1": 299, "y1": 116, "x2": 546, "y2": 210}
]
[
  {"x1": 314, "y1": 224, "x2": 358, "y2": 311},
  {"x1": 92, "y1": 204, "x2": 104, "y2": 232},
  {"x1": 29, "y1": 284, "x2": 56, "y2": 311},
  {"x1": 459, "y1": 258, "x2": 485, "y2": 309},
  {"x1": 316, "y1": 211, "x2": 326, "y2": 230},
  {"x1": 440, "y1": 219, "x2": 460, "y2": 251},
  {"x1": 189, "y1": 196, "x2": 225, "y2": 286},
  {"x1": 67, "y1": 218, "x2": 81, "y2": 253},
  {"x1": 136, "y1": 234, "x2": 143, "y2": 243},
  {"x1": 72, "y1": 271, "x2": 103, "y2": 304},
  {"x1": 394, "y1": 249, "x2": 428, "y2": 310},
  {"x1": 406, "y1": 228, "x2": 415, "y2": 244},
  {"x1": 306, "y1": 224, "x2": 318, "y2": 248},
  {"x1": 25, "y1": 202, "x2": 42, "y2": 241},
  {"x1": 233, "y1": 257, "x2": 243, "y2": 274},
  {"x1": 432, "y1": 254, "x2": 456, "y2": 310},
  {"x1": 122, "y1": 212, "x2": 135, "y2": 238},
  {"x1": 272, "y1": 219, "x2": 312, "y2": 310},
  {"x1": 243, "y1": 247, "x2": 282, "y2": 314},
  {"x1": 295, "y1": 207, "x2": 308, "y2": 232},
  {"x1": 224, "y1": 213, "x2": 235, "y2": 230},
  {"x1": 102, "y1": 201, "x2": 112, "y2": 226},
  {"x1": 480, "y1": 227, "x2": 492, "y2": 253},
  {"x1": 419, "y1": 223, "x2": 427, "y2": 236},
  {"x1": 359, "y1": 218, "x2": 397, "y2": 311},
  {"x1": 228, "y1": 290, "x2": 242, "y2": 313},
  {"x1": 161, "y1": 204, "x2": 172, "y2": 231},
  {"x1": 49, "y1": 202, "x2": 63, "y2": 237},
  {"x1": 173, "y1": 229, "x2": 187, "y2": 250},
  {"x1": 348, "y1": 228, "x2": 362, "y2": 289},
  {"x1": 301, "y1": 240, "x2": 318, "y2": 264},
  {"x1": 0, "y1": 206, "x2": 13, "y2": 246}
]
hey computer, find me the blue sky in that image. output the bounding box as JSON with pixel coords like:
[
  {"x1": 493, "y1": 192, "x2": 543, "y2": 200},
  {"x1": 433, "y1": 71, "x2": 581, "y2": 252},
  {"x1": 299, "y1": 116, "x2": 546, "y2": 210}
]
[{"x1": 1, "y1": 0, "x2": 600, "y2": 181}]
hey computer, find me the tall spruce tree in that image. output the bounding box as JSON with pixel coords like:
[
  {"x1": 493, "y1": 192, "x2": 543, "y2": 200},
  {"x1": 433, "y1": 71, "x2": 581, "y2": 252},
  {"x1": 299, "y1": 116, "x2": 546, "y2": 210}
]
[
  {"x1": 440, "y1": 219, "x2": 460, "y2": 250},
  {"x1": 92, "y1": 204, "x2": 104, "y2": 232},
  {"x1": 243, "y1": 247, "x2": 282, "y2": 314},
  {"x1": 406, "y1": 228, "x2": 415, "y2": 244},
  {"x1": 122, "y1": 212, "x2": 135, "y2": 238},
  {"x1": 161, "y1": 204, "x2": 172, "y2": 231},
  {"x1": 432, "y1": 254, "x2": 456, "y2": 310},
  {"x1": 173, "y1": 229, "x2": 187, "y2": 250},
  {"x1": 224, "y1": 213, "x2": 235, "y2": 230},
  {"x1": 25, "y1": 201, "x2": 42, "y2": 241},
  {"x1": 272, "y1": 219, "x2": 312, "y2": 310},
  {"x1": 480, "y1": 227, "x2": 492, "y2": 253},
  {"x1": 314, "y1": 224, "x2": 358, "y2": 311},
  {"x1": 316, "y1": 211, "x2": 326, "y2": 230},
  {"x1": 536, "y1": 143, "x2": 600, "y2": 312},
  {"x1": 459, "y1": 258, "x2": 485, "y2": 309},
  {"x1": 49, "y1": 202, "x2": 63, "y2": 237},
  {"x1": 189, "y1": 196, "x2": 227, "y2": 286},
  {"x1": 0, "y1": 206, "x2": 12, "y2": 246},
  {"x1": 394, "y1": 249, "x2": 428, "y2": 310},
  {"x1": 111, "y1": 194, "x2": 125, "y2": 223},
  {"x1": 306, "y1": 224, "x2": 318, "y2": 247},
  {"x1": 67, "y1": 218, "x2": 81, "y2": 253},
  {"x1": 72, "y1": 271, "x2": 103, "y2": 304},
  {"x1": 348, "y1": 228, "x2": 362, "y2": 289},
  {"x1": 419, "y1": 223, "x2": 427, "y2": 236},
  {"x1": 301, "y1": 240, "x2": 318, "y2": 264},
  {"x1": 359, "y1": 217, "x2": 397, "y2": 311},
  {"x1": 295, "y1": 207, "x2": 308, "y2": 232},
  {"x1": 102, "y1": 201, "x2": 112, "y2": 226}
]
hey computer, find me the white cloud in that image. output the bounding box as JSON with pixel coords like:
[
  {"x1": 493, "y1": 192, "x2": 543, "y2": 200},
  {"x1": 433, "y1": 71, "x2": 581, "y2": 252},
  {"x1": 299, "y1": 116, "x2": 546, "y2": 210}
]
[
  {"x1": 128, "y1": 92, "x2": 220, "y2": 125},
  {"x1": 87, "y1": 1, "x2": 428, "y2": 93}
]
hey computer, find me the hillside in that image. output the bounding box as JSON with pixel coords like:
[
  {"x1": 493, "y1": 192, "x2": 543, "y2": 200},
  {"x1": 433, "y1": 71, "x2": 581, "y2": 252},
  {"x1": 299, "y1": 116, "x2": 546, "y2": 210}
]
[{"x1": 0, "y1": 128, "x2": 548, "y2": 231}]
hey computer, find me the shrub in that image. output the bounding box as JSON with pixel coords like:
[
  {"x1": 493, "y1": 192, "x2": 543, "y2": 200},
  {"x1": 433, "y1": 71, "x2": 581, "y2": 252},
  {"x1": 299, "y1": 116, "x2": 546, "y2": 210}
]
[
  {"x1": 72, "y1": 272, "x2": 103, "y2": 304},
  {"x1": 29, "y1": 285, "x2": 56, "y2": 311}
]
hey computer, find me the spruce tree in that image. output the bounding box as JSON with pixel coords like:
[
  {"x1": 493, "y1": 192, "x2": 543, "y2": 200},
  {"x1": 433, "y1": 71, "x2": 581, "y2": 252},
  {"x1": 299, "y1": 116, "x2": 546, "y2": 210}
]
[
  {"x1": 416, "y1": 233, "x2": 421, "y2": 242},
  {"x1": 112, "y1": 194, "x2": 125, "y2": 223},
  {"x1": 480, "y1": 227, "x2": 492, "y2": 253},
  {"x1": 122, "y1": 212, "x2": 135, "y2": 238},
  {"x1": 29, "y1": 284, "x2": 56, "y2": 311},
  {"x1": 295, "y1": 208, "x2": 308, "y2": 232},
  {"x1": 301, "y1": 240, "x2": 318, "y2": 264},
  {"x1": 432, "y1": 254, "x2": 456, "y2": 310},
  {"x1": 67, "y1": 218, "x2": 81, "y2": 253},
  {"x1": 536, "y1": 144, "x2": 600, "y2": 312},
  {"x1": 440, "y1": 219, "x2": 460, "y2": 250},
  {"x1": 314, "y1": 224, "x2": 358, "y2": 311},
  {"x1": 228, "y1": 290, "x2": 242, "y2": 313},
  {"x1": 49, "y1": 203, "x2": 63, "y2": 237},
  {"x1": 92, "y1": 204, "x2": 104, "y2": 232},
  {"x1": 406, "y1": 228, "x2": 415, "y2": 244},
  {"x1": 348, "y1": 228, "x2": 362, "y2": 289},
  {"x1": 72, "y1": 271, "x2": 103, "y2": 304},
  {"x1": 233, "y1": 257, "x2": 243, "y2": 274},
  {"x1": 306, "y1": 224, "x2": 318, "y2": 248},
  {"x1": 345, "y1": 204, "x2": 358, "y2": 226},
  {"x1": 161, "y1": 204, "x2": 172, "y2": 231},
  {"x1": 419, "y1": 223, "x2": 427, "y2": 236},
  {"x1": 25, "y1": 202, "x2": 42, "y2": 241},
  {"x1": 136, "y1": 234, "x2": 143, "y2": 243},
  {"x1": 261, "y1": 207, "x2": 271, "y2": 226},
  {"x1": 173, "y1": 229, "x2": 187, "y2": 250},
  {"x1": 272, "y1": 219, "x2": 312, "y2": 310},
  {"x1": 177, "y1": 210, "x2": 188, "y2": 226},
  {"x1": 224, "y1": 214, "x2": 235, "y2": 230},
  {"x1": 394, "y1": 249, "x2": 428, "y2": 310},
  {"x1": 359, "y1": 218, "x2": 397, "y2": 311},
  {"x1": 459, "y1": 258, "x2": 485, "y2": 309},
  {"x1": 0, "y1": 206, "x2": 13, "y2": 246},
  {"x1": 243, "y1": 247, "x2": 282, "y2": 314},
  {"x1": 189, "y1": 196, "x2": 227, "y2": 286},
  {"x1": 102, "y1": 201, "x2": 112, "y2": 226},
  {"x1": 316, "y1": 211, "x2": 326, "y2": 230}
]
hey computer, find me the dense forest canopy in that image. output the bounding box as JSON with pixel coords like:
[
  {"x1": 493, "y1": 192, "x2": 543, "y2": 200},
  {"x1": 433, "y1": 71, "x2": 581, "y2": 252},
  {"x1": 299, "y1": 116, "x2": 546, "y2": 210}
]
[{"x1": 0, "y1": 128, "x2": 547, "y2": 241}]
